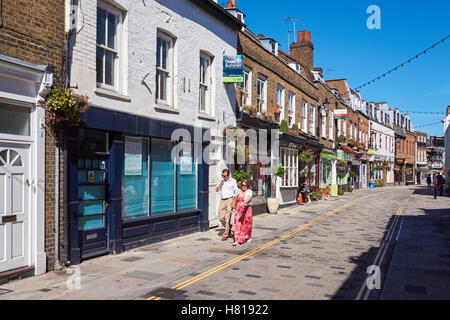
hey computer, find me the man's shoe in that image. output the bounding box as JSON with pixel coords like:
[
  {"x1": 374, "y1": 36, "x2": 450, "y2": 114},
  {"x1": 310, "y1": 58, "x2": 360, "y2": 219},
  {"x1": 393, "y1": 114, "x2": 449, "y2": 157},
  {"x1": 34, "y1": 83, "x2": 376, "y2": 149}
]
[{"x1": 221, "y1": 236, "x2": 228, "y2": 241}]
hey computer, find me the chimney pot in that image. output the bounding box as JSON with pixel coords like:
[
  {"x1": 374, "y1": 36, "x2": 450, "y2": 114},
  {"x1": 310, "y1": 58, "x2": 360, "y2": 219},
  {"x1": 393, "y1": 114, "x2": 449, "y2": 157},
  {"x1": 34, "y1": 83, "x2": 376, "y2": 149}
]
[
  {"x1": 304, "y1": 30, "x2": 311, "y2": 42},
  {"x1": 298, "y1": 31, "x2": 303, "y2": 42}
]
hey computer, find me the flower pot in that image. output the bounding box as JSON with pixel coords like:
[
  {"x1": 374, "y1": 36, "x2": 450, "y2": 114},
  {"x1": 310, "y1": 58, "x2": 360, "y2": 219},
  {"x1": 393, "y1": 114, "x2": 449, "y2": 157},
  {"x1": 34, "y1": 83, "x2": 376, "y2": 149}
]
[{"x1": 267, "y1": 197, "x2": 280, "y2": 214}]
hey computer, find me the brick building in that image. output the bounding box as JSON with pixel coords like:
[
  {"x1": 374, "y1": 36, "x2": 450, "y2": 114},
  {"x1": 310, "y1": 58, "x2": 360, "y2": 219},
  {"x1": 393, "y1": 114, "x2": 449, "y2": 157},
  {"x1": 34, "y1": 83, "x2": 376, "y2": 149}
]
[
  {"x1": 415, "y1": 131, "x2": 428, "y2": 184},
  {"x1": 0, "y1": 0, "x2": 65, "y2": 280},
  {"x1": 236, "y1": 27, "x2": 327, "y2": 208}
]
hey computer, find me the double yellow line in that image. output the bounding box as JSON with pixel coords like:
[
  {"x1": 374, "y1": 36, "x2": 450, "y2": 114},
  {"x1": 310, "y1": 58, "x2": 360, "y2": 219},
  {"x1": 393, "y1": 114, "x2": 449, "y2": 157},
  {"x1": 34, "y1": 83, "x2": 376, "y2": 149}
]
[{"x1": 147, "y1": 190, "x2": 389, "y2": 300}]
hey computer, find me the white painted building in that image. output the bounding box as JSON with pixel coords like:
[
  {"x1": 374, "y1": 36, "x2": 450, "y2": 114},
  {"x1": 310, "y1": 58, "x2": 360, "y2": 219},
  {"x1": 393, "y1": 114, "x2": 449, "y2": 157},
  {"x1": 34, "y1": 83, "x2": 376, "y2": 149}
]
[
  {"x1": 444, "y1": 106, "x2": 450, "y2": 186},
  {"x1": 0, "y1": 55, "x2": 49, "y2": 275},
  {"x1": 369, "y1": 103, "x2": 395, "y2": 184},
  {"x1": 65, "y1": 0, "x2": 242, "y2": 262}
]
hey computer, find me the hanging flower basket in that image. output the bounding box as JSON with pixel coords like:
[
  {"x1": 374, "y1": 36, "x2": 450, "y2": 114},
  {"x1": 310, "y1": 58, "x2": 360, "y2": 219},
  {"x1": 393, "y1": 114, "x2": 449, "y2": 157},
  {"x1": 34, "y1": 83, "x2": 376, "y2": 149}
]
[
  {"x1": 45, "y1": 88, "x2": 90, "y2": 128},
  {"x1": 300, "y1": 150, "x2": 312, "y2": 165}
]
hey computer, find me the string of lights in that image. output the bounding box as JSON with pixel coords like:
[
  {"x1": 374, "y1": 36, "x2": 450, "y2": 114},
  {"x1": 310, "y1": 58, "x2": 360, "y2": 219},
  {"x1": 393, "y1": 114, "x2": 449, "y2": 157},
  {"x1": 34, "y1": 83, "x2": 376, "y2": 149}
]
[
  {"x1": 414, "y1": 121, "x2": 443, "y2": 129},
  {"x1": 400, "y1": 111, "x2": 445, "y2": 115},
  {"x1": 355, "y1": 35, "x2": 449, "y2": 90}
]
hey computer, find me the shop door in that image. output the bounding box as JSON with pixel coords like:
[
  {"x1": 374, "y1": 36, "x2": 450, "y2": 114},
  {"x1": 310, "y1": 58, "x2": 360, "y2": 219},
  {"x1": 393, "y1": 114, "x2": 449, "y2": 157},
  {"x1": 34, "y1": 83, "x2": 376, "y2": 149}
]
[
  {"x1": 77, "y1": 157, "x2": 109, "y2": 259},
  {"x1": 361, "y1": 165, "x2": 367, "y2": 188},
  {"x1": 0, "y1": 144, "x2": 30, "y2": 272}
]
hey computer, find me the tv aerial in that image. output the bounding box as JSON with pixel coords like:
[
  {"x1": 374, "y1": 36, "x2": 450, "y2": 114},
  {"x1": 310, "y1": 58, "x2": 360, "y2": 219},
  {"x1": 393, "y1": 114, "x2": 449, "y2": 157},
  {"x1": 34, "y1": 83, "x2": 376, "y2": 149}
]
[{"x1": 285, "y1": 15, "x2": 302, "y2": 42}]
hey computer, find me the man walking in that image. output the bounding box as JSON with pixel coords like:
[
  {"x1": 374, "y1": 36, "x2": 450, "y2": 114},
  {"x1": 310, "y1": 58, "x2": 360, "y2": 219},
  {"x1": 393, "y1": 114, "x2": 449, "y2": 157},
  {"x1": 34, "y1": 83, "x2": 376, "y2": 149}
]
[
  {"x1": 434, "y1": 172, "x2": 444, "y2": 199},
  {"x1": 216, "y1": 169, "x2": 238, "y2": 241}
]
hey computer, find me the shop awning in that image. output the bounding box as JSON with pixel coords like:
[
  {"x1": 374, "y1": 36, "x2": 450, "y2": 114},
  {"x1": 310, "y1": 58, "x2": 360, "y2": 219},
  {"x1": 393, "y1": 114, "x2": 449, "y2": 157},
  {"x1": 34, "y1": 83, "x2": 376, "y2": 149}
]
[
  {"x1": 320, "y1": 151, "x2": 337, "y2": 159},
  {"x1": 280, "y1": 133, "x2": 323, "y2": 151}
]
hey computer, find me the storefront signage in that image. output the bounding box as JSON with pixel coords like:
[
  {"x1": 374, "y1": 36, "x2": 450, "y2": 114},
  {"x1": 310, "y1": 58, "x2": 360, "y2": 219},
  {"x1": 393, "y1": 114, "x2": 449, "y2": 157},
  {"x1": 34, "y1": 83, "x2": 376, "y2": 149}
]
[
  {"x1": 333, "y1": 109, "x2": 348, "y2": 119},
  {"x1": 368, "y1": 149, "x2": 375, "y2": 155},
  {"x1": 320, "y1": 152, "x2": 337, "y2": 160},
  {"x1": 223, "y1": 55, "x2": 244, "y2": 83}
]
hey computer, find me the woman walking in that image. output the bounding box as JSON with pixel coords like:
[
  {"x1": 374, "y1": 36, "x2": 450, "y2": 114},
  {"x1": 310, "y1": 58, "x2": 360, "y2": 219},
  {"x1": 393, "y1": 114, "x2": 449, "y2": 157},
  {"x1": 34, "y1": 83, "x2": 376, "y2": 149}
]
[{"x1": 233, "y1": 179, "x2": 253, "y2": 246}]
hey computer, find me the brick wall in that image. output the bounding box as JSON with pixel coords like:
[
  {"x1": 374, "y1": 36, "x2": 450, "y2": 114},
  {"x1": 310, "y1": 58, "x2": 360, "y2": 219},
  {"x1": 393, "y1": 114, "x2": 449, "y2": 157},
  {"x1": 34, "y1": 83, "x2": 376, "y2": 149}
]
[
  {"x1": 0, "y1": 0, "x2": 66, "y2": 271},
  {"x1": 237, "y1": 31, "x2": 320, "y2": 134}
]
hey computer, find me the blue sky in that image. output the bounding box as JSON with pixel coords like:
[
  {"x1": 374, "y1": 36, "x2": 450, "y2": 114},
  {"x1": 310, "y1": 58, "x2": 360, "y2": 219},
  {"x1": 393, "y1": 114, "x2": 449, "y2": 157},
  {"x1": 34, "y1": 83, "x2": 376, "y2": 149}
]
[{"x1": 235, "y1": 0, "x2": 450, "y2": 136}]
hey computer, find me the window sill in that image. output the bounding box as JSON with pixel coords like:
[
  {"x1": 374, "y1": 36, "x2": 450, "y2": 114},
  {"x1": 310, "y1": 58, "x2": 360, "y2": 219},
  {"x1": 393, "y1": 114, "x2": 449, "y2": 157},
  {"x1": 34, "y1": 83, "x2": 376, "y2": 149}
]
[
  {"x1": 154, "y1": 103, "x2": 180, "y2": 114},
  {"x1": 198, "y1": 112, "x2": 216, "y2": 122},
  {"x1": 95, "y1": 87, "x2": 131, "y2": 102}
]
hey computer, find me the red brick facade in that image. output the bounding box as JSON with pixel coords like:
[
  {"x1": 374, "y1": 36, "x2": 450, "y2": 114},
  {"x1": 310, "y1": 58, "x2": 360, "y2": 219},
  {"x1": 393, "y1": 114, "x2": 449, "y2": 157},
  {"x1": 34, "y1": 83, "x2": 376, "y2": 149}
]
[{"x1": 0, "y1": 0, "x2": 66, "y2": 271}]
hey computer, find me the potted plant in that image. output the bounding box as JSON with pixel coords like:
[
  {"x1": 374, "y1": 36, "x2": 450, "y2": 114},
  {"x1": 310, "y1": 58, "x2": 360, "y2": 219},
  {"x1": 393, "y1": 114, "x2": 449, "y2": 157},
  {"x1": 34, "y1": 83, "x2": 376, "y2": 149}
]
[
  {"x1": 280, "y1": 120, "x2": 289, "y2": 133},
  {"x1": 267, "y1": 165, "x2": 286, "y2": 214}
]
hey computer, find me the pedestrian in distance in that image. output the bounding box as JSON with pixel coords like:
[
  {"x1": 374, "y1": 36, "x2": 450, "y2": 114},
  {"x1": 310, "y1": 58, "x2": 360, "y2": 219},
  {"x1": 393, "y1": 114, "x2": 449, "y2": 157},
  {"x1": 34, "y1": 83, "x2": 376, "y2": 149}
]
[
  {"x1": 216, "y1": 169, "x2": 238, "y2": 241},
  {"x1": 232, "y1": 179, "x2": 253, "y2": 246},
  {"x1": 426, "y1": 174, "x2": 432, "y2": 189},
  {"x1": 437, "y1": 172, "x2": 444, "y2": 197},
  {"x1": 298, "y1": 173, "x2": 311, "y2": 204}
]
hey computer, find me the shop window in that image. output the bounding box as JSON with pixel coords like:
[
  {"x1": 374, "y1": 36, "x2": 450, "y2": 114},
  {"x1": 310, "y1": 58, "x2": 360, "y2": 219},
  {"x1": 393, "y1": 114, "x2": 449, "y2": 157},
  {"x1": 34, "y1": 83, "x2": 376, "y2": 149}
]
[
  {"x1": 150, "y1": 139, "x2": 198, "y2": 215},
  {"x1": 151, "y1": 139, "x2": 176, "y2": 214},
  {"x1": 122, "y1": 136, "x2": 149, "y2": 220},
  {"x1": 0, "y1": 102, "x2": 30, "y2": 136},
  {"x1": 281, "y1": 147, "x2": 298, "y2": 187},
  {"x1": 310, "y1": 156, "x2": 318, "y2": 186},
  {"x1": 176, "y1": 144, "x2": 197, "y2": 211}
]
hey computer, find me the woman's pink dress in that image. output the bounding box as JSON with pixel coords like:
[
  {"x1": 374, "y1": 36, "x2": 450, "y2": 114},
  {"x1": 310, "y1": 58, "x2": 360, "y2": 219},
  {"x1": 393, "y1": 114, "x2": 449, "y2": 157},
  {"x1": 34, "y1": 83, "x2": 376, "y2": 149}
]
[{"x1": 234, "y1": 193, "x2": 253, "y2": 244}]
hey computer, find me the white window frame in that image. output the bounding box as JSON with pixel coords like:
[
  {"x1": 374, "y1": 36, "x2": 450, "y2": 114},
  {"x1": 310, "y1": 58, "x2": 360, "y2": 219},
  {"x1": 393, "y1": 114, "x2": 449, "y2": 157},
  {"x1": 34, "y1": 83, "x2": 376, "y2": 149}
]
[
  {"x1": 257, "y1": 76, "x2": 267, "y2": 113},
  {"x1": 281, "y1": 147, "x2": 298, "y2": 188},
  {"x1": 199, "y1": 52, "x2": 213, "y2": 114},
  {"x1": 349, "y1": 123, "x2": 353, "y2": 139},
  {"x1": 287, "y1": 91, "x2": 295, "y2": 127},
  {"x1": 301, "y1": 101, "x2": 308, "y2": 133},
  {"x1": 96, "y1": 2, "x2": 123, "y2": 91},
  {"x1": 337, "y1": 119, "x2": 341, "y2": 137},
  {"x1": 321, "y1": 107, "x2": 327, "y2": 138},
  {"x1": 241, "y1": 67, "x2": 252, "y2": 107},
  {"x1": 342, "y1": 119, "x2": 346, "y2": 137},
  {"x1": 309, "y1": 105, "x2": 316, "y2": 136},
  {"x1": 276, "y1": 85, "x2": 285, "y2": 121},
  {"x1": 156, "y1": 30, "x2": 175, "y2": 106},
  {"x1": 329, "y1": 112, "x2": 334, "y2": 140}
]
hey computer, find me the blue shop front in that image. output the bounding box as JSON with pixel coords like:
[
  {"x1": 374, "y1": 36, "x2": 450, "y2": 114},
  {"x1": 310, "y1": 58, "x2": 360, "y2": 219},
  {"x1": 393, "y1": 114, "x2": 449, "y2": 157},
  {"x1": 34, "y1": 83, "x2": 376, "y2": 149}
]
[{"x1": 67, "y1": 106, "x2": 210, "y2": 265}]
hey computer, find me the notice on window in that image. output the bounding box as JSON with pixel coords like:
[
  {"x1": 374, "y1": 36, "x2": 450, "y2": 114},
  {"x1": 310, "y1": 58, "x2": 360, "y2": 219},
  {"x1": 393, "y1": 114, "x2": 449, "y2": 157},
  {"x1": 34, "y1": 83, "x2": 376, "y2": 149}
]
[
  {"x1": 125, "y1": 137, "x2": 142, "y2": 176},
  {"x1": 180, "y1": 156, "x2": 192, "y2": 175}
]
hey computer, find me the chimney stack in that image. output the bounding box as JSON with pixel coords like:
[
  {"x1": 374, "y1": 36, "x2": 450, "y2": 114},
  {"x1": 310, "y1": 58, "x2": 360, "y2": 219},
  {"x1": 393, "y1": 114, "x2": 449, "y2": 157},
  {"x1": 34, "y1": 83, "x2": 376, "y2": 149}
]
[
  {"x1": 290, "y1": 30, "x2": 314, "y2": 71},
  {"x1": 226, "y1": 0, "x2": 236, "y2": 8}
]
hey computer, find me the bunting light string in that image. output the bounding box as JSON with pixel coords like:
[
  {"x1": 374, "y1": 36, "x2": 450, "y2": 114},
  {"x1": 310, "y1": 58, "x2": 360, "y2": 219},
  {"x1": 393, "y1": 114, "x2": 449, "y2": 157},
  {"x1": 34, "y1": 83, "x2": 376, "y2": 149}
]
[
  {"x1": 414, "y1": 121, "x2": 443, "y2": 129},
  {"x1": 399, "y1": 111, "x2": 445, "y2": 115},
  {"x1": 355, "y1": 35, "x2": 450, "y2": 90}
]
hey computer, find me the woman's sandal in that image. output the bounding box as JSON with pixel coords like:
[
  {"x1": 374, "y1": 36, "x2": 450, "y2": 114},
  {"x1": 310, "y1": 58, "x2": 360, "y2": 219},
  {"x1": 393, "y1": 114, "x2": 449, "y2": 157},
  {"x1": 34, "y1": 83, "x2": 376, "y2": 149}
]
[
  {"x1": 247, "y1": 238, "x2": 252, "y2": 243},
  {"x1": 232, "y1": 242, "x2": 239, "y2": 246}
]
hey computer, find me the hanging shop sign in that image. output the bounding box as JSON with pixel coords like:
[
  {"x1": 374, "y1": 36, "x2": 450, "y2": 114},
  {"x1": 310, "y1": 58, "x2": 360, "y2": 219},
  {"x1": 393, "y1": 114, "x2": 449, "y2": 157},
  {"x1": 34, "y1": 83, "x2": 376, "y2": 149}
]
[
  {"x1": 368, "y1": 149, "x2": 375, "y2": 155},
  {"x1": 223, "y1": 55, "x2": 244, "y2": 83},
  {"x1": 333, "y1": 109, "x2": 348, "y2": 119}
]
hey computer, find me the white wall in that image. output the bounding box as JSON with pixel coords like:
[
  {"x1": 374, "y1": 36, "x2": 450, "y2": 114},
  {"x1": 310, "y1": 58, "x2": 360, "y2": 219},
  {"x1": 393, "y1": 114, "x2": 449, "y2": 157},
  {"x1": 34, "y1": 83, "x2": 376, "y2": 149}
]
[{"x1": 69, "y1": 0, "x2": 239, "y2": 227}]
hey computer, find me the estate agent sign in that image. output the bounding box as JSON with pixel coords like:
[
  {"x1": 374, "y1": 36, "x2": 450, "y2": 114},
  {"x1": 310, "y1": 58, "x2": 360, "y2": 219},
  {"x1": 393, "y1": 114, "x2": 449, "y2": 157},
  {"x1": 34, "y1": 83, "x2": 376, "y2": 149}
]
[{"x1": 223, "y1": 55, "x2": 244, "y2": 83}]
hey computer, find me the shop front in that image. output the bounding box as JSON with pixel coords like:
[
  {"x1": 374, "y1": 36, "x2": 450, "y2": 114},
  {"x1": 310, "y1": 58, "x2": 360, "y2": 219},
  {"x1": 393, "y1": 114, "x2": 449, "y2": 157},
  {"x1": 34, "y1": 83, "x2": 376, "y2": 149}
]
[
  {"x1": 369, "y1": 155, "x2": 385, "y2": 184},
  {"x1": 354, "y1": 152, "x2": 369, "y2": 189},
  {"x1": 405, "y1": 164, "x2": 415, "y2": 185},
  {"x1": 337, "y1": 149, "x2": 354, "y2": 191},
  {"x1": 235, "y1": 112, "x2": 279, "y2": 215},
  {"x1": 278, "y1": 133, "x2": 323, "y2": 206},
  {"x1": 320, "y1": 150, "x2": 337, "y2": 189},
  {"x1": 395, "y1": 158, "x2": 405, "y2": 186},
  {"x1": 67, "y1": 106, "x2": 210, "y2": 265}
]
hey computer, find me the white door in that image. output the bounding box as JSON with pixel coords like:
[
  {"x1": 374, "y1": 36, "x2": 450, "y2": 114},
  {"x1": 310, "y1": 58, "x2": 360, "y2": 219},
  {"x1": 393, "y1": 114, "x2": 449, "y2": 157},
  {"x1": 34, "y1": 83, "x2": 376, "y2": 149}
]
[{"x1": 0, "y1": 144, "x2": 30, "y2": 272}]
